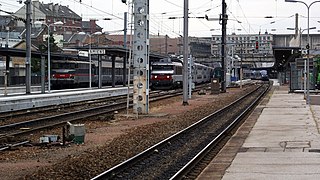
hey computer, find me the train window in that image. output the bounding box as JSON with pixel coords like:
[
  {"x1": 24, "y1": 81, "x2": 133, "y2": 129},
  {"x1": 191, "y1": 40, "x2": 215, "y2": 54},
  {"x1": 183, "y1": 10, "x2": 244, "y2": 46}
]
[
  {"x1": 107, "y1": 68, "x2": 112, "y2": 74},
  {"x1": 152, "y1": 65, "x2": 173, "y2": 70},
  {"x1": 52, "y1": 63, "x2": 58, "y2": 69},
  {"x1": 116, "y1": 69, "x2": 121, "y2": 75},
  {"x1": 176, "y1": 66, "x2": 183, "y2": 75},
  {"x1": 77, "y1": 69, "x2": 88, "y2": 74}
]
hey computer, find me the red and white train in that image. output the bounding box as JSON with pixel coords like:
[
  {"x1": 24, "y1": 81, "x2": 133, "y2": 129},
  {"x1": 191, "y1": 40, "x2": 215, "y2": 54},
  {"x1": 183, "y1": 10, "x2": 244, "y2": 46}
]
[
  {"x1": 51, "y1": 60, "x2": 128, "y2": 89},
  {"x1": 50, "y1": 57, "x2": 222, "y2": 90},
  {"x1": 150, "y1": 57, "x2": 221, "y2": 90}
]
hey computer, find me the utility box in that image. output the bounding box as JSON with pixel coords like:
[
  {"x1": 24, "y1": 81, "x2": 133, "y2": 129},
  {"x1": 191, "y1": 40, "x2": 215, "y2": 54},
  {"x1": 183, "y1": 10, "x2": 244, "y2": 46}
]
[
  {"x1": 211, "y1": 78, "x2": 220, "y2": 94},
  {"x1": 310, "y1": 95, "x2": 320, "y2": 105},
  {"x1": 66, "y1": 122, "x2": 86, "y2": 144}
]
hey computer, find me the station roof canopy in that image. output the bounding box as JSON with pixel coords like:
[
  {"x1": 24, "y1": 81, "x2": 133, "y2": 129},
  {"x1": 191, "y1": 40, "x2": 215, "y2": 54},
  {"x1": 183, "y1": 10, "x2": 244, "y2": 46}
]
[
  {"x1": 273, "y1": 46, "x2": 301, "y2": 72},
  {"x1": 0, "y1": 46, "x2": 166, "y2": 62}
]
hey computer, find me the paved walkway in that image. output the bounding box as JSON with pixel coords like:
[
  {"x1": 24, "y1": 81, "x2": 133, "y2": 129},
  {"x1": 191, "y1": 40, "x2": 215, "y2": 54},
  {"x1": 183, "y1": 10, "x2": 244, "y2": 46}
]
[
  {"x1": 197, "y1": 82, "x2": 320, "y2": 180},
  {"x1": 221, "y1": 85, "x2": 320, "y2": 179}
]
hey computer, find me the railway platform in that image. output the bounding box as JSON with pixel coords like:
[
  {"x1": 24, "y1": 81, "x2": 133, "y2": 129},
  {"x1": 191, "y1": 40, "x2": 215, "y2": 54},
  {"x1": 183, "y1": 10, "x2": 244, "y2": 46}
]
[
  {"x1": 0, "y1": 86, "x2": 132, "y2": 113},
  {"x1": 197, "y1": 81, "x2": 320, "y2": 179}
]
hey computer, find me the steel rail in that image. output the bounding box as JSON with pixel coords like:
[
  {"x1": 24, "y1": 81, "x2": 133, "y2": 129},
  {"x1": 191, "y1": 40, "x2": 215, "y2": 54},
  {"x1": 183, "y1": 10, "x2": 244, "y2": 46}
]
[
  {"x1": 0, "y1": 140, "x2": 30, "y2": 151},
  {"x1": 170, "y1": 83, "x2": 270, "y2": 179},
  {"x1": 0, "y1": 88, "x2": 192, "y2": 140},
  {"x1": 91, "y1": 83, "x2": 268, "y2": 180}
]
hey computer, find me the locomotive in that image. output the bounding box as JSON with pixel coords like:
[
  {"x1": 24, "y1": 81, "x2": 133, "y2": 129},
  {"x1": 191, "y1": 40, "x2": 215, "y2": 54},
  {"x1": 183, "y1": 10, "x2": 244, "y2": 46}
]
[{"x1": 150, "y1": 57, "x2": 220, "y2": 90}]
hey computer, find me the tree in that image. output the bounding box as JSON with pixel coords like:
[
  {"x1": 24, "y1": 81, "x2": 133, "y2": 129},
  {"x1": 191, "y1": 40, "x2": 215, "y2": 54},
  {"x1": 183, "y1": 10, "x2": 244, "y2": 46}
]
[
  {"x1": 38, "y1": 32, "x2": 60, "y2": 53},
  {"x1": 36, "y1": 32, "x2": 60, "y2": 75}
]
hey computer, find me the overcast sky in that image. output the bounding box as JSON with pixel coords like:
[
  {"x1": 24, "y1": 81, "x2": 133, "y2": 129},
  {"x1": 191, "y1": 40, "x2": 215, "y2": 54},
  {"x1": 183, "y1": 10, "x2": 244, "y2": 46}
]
[{"x1": 2, "y1": 0, "x2": 320, "y2": 37}]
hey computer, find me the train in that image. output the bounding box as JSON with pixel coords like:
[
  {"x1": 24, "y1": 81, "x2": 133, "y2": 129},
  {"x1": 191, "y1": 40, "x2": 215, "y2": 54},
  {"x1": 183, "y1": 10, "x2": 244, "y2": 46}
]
[
  {"x1": 150, "y1": 57, "x2": 221, "y2": 90},
  {"x1": 51, "y1": 59, "x2": 129, "y2": 89},
  {"x1": 50, "y1": 57, "x2": 221, "y2": 90},
  {"x1": 250, "y1": 70, "x2": 269, "y2": 81}
]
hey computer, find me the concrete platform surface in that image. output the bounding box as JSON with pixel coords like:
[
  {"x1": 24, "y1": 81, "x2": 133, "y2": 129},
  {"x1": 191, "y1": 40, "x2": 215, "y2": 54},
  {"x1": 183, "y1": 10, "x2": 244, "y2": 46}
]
[
  {"x1": 221, "y1": 86, "x2": 320, "y2": 179},
  {"x1": 0, "y1": 87, "x2": 132, "y2": 113}
]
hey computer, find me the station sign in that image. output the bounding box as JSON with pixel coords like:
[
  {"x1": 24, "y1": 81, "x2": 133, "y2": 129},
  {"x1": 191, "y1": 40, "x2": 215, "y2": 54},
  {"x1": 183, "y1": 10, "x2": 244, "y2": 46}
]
[
  {"x1": 89, "y1": 49, "x2": 106, "y2": 55},
  {"x1": 78, "y1": 50, "x2": 88, "y2": 57}
]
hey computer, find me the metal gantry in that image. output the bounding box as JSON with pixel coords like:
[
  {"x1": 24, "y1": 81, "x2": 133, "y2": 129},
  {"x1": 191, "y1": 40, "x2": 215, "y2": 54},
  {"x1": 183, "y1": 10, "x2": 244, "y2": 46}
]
[{"x1": 133, "y1": 0, "x2": 150, "y2": 114}]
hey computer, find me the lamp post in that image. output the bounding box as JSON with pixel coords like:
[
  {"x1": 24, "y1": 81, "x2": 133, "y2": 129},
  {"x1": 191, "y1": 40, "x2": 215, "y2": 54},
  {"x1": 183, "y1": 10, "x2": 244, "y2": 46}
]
[
  {"x1": 287, "y1": 26, "x2": 316, "y2": 98},
  {"x1": 285, "y1": 0, "x2": 320, "y2": 105},
  {"x1": 34, "y1": 21, "x2": 63, "y2": 93},
  {"x1": 79, "y1": 31, "x2": 103, "y2": 88}
]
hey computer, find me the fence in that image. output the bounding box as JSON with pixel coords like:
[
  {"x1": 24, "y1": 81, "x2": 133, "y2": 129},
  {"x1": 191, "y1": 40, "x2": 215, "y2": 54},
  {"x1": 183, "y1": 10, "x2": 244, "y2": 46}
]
[{"x1": 0, "y1": 76, "x2": 42, "y2": 86}]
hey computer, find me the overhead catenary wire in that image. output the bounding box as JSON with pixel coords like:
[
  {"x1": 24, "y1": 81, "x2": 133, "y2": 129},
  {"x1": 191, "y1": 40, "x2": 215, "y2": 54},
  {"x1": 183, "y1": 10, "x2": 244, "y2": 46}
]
[{"x1": 235, "y1": 0, "x2": 254, "y2": 33}]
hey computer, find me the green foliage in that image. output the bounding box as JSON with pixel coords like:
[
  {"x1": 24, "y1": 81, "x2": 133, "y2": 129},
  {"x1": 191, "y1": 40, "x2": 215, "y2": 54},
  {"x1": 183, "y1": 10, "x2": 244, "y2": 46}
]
[
  {"x1": 38, "y1": 32, "x2": 60, "y2": 53},
  {"x1": 31, "y1": 57, "x2": 42, "y2": 74},
  {"x1": 48, "y1": 32, "x2": 60, "y2": 52}
]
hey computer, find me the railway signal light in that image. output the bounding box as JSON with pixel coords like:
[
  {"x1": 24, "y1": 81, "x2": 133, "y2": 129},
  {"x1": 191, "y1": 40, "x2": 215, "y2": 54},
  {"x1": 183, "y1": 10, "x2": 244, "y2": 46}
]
[{"x1": 255, "y1": 41, "x2": 259, "y2": 50}]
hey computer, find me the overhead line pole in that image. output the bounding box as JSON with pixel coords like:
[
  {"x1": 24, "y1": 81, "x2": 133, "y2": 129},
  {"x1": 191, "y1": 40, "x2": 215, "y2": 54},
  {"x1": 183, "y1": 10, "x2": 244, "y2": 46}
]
[
  {"x1": 123, "y1": 12, "x2": 127, "y2": 87},
  {"x1": 183, "y1": 0, "x2": 189, "y2": 105},
  {"x1": 25, "y1": 0, "x2": 32, "y2": 94},
  {"x1": 221, "y1": 0, "x2": 227, "y2": 92}
]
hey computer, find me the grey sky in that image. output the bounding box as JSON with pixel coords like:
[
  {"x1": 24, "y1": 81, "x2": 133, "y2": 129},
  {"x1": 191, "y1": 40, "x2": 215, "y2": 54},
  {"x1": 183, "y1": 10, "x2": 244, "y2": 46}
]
[{"x1": 2, "y1": 0, "x2": 320, "y2": 37}]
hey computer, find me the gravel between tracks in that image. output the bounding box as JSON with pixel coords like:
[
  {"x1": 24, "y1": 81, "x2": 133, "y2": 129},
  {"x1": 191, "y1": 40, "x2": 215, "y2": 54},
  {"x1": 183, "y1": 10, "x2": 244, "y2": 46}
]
[{"x1": 0, "y1": 85, "x2": 256, "y2": 180}]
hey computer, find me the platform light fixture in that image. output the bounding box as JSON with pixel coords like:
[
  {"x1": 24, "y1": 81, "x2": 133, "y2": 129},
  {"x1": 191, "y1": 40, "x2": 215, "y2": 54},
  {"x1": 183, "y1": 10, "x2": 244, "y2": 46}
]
[
  {"x1": 34, "y1": 21, "x2": 64, "y2": 93},
  {"x1": 79, "y1": 31, "x2": 103, "y2": 88}
]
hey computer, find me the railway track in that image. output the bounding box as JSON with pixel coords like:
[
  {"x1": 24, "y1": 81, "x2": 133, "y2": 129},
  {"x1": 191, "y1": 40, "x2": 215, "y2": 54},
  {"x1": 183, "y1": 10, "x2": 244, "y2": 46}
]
[
  {"x1": 0, "y1": 85, "x2": 207, "y2": 142},
  {"x1": 91, "y1": 83, "x2": 270, "y2": 179}
]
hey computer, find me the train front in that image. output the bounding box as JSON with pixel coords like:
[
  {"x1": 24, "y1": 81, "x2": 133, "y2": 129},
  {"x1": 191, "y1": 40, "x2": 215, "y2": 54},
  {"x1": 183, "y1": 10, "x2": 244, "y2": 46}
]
[
  {"x1": 150, "y1": 62, "x2": 177, "y2": 90},
  {"x1": 51, "y1": 69, "x2": 76, "y2": 89}
]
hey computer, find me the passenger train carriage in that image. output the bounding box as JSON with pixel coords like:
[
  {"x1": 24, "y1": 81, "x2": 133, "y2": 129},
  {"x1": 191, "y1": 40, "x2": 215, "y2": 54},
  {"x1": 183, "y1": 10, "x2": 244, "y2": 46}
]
[
  {"x1": 51, "y1": 57, "x2": 221, "y2": 90},
  {"x1": 150, "y1": 57, "x2": 219, "y2": 90},
  {"x1": 51, "y1": 60, "x2": 129, "y2": 89},
  {"x1": 250, "y1": 70, "x2": 269, "y2": 81}
]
